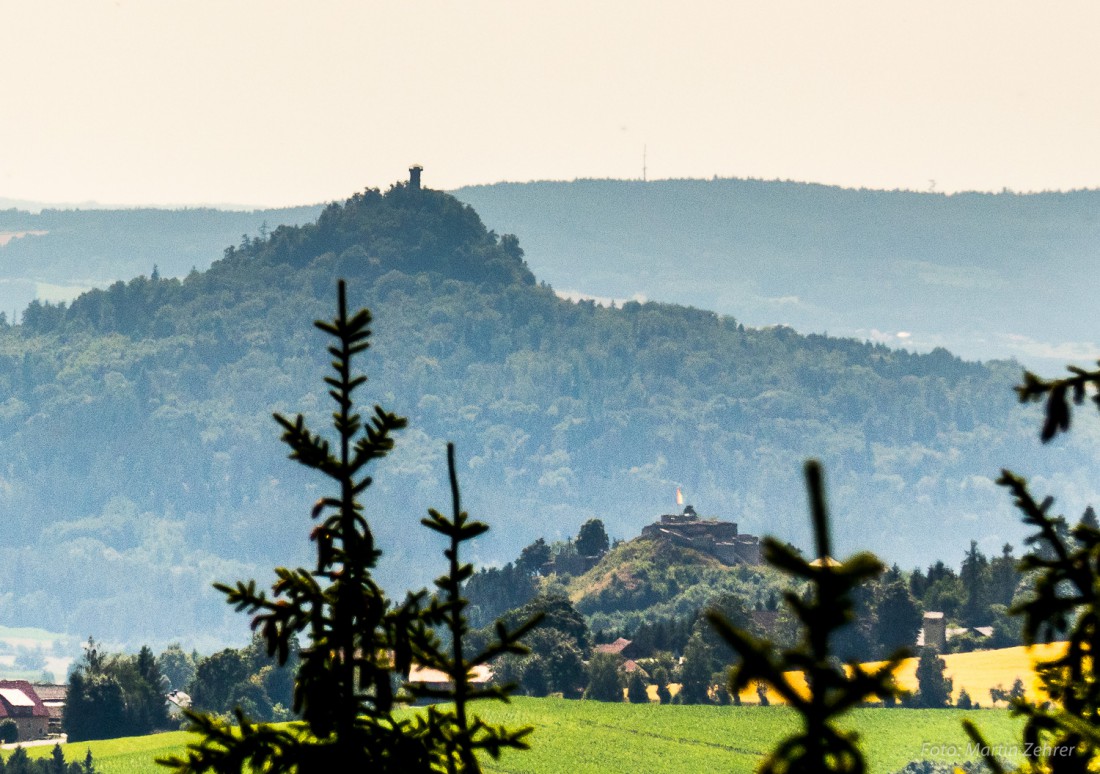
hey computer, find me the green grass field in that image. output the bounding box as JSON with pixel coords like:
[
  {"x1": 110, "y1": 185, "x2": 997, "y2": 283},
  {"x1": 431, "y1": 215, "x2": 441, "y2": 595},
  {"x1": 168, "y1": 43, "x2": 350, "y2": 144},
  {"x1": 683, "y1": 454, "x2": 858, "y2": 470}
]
[
  {"x1": 27, "y1": 732, "x2": 196, "y2": 774},
  {"x1": 16, "y1": 699, "x2": 1025, "y2": 773}
]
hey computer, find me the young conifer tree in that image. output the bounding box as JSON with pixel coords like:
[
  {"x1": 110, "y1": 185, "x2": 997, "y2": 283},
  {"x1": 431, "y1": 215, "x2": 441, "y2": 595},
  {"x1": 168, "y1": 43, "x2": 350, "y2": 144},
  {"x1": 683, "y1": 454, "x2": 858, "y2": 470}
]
[
  {"x1": 962, "y1": 364, "x2": 1100, "y2": 772},
  {"x1": 162, "y1": 281, "x2": 535, "y2": 774},
  {"x1": 707, "y1": 461, "x2": 907, "y2": 774}
]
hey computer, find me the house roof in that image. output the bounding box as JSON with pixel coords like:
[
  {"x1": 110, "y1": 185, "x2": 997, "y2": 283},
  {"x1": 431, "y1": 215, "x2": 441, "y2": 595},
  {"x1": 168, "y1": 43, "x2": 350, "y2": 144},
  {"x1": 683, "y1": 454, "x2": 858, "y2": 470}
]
[
  {"x1": 31, "y1": 684, "x2": 66, "y2": 702},
  {"x1": 0, "y1": 681, "x2": 49, "y2": 718},
  {"x1": 407, "y1": 664, "x2": 493, "y2": 685},
  {"x1": 595, "y1": 638, "x2": 632, "y2": 655}
]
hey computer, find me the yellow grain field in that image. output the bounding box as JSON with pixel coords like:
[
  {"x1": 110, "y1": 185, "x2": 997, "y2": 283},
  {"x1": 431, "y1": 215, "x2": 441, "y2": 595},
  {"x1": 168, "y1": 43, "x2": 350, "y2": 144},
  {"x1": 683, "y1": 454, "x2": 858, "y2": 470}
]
[
  {"x1": 719, "y1": 643, "x2": 1068, "y2": 706},
  {"x1": 906, "y1": 643, "x2": 1066, "y2": 705}
]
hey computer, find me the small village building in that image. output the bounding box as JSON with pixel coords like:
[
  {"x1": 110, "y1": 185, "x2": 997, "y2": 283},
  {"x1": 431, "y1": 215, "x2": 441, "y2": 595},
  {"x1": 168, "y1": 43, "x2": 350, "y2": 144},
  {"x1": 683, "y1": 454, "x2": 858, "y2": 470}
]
[
  {"x1": 31, "y1": 684, "x2": 66, "y2": 735},
  {"x1": 918, "y1": 612, "x2": 995, "y2": 651},
  {"x1": 920, "y1": 612, "x2": 947, "y2": 650},
  {"x1": 0, "y1": 681, "x2": 50, "y2": 740},
  {"x1": 593, "y1": 640, "x2": 648, "y2": 677},
  {"x1": 167, "y1": 690, "x2": 192, "y2": 718},
  {"x1": 406, "y1": 664, "x2": 493, "y2": 699},
  {"x1": 594, "y1": 638, "x2": 635, "y2": 658}
]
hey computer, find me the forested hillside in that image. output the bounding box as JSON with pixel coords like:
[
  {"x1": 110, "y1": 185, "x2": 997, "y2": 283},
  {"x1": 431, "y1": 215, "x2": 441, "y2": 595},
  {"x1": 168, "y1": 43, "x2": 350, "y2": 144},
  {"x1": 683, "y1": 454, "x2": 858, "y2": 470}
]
[
  {"x1": 0, "y1": 204, "x2": 324, "y2": 315},
  {"x1": 0, "y1": 180, "x2": 1091, "y2": 646},
  {"x1": 455, "y1": 179, "x2": 1100, "y2": 369}
]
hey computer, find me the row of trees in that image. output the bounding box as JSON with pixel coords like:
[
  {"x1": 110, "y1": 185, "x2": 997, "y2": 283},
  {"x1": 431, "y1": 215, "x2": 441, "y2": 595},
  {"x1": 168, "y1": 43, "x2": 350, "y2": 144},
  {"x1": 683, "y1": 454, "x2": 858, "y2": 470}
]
[
  {"x1": 910, "y1": 539, "x2": 1022, "y2": 629},
  {"x1": 63, "y1": 635, "x2": 298, "y2": 742},
  {"x1": 64, "y1": 641, "x2": 167, "y2": 742},
  {"x1": 0, "y1": 746, "x2": 95, "y2": 774},
  {"x1": 465, "y1": 519, "x2": 610, "y2": 629}
]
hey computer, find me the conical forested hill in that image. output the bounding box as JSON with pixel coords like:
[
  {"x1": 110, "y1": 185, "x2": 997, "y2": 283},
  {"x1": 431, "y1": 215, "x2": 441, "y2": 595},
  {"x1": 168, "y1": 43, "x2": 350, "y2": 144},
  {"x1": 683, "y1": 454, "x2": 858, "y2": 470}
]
[{"x1": 0, "y1": 179, "x2": 1088, "y2": 646}]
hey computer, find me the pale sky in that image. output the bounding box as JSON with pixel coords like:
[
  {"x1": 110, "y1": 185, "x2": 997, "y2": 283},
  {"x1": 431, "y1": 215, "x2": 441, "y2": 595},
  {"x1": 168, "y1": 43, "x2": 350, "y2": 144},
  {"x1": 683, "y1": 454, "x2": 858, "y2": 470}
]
[{"x1": 3, "y1": 1, "x2": 1100, "y2": 207}]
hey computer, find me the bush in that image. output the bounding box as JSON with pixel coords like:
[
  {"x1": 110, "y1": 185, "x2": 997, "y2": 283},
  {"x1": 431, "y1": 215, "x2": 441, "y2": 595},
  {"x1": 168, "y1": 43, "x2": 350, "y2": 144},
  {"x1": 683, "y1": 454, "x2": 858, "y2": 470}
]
[{"x1": 652, "y1": 666, "x2": 672, "y2": 705}]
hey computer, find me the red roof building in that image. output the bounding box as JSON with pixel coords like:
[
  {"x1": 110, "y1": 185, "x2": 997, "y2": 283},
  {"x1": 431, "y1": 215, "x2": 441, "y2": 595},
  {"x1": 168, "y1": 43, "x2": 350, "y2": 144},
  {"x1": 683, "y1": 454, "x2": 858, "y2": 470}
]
[
  {"x1": 0, "y1": 681, "x2": 50, "y2": 741},
  {"x1": 594, "y1": 637, "x2": 633, "y2": 656}
]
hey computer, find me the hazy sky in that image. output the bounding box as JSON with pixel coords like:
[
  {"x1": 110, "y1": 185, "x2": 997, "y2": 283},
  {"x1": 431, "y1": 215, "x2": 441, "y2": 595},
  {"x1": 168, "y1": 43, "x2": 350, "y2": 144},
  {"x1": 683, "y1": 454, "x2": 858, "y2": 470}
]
[{"x1": 3, "y1": 1, "x2": 1100, "y2": 207}]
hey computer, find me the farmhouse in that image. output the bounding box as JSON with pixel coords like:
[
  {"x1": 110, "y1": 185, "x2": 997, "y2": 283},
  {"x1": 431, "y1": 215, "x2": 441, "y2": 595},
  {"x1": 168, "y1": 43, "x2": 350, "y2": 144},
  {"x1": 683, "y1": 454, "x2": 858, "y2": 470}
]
[
  {"x1": 407, "y1": 664, "x2": 493, "y2": 698},
  {"x1": 32, "y1": 683, "x2": 66, "y2": 735},
  {"x1": 0, "y1": 681, "x2": 50, "y2": 740},
  {"x1": 918, "y1": 612, "x2": 995, "y2": 651},
  {"x1": 640, "y1": 505, "x2": 761, "y2": 565}
]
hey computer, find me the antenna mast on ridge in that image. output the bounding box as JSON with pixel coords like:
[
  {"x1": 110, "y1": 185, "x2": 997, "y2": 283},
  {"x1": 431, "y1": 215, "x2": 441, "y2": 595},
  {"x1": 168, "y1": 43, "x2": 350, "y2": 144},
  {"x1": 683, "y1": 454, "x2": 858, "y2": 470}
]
[{"x1": 643, "y1": 145, "x2": 647, "y2": 182}]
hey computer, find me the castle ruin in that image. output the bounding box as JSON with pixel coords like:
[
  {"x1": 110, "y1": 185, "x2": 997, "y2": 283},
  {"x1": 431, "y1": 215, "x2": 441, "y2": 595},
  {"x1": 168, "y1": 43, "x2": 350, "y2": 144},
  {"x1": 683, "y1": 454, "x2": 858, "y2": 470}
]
[{"x1": 640, "y1": 505, "x2": 761, "y2": 565}]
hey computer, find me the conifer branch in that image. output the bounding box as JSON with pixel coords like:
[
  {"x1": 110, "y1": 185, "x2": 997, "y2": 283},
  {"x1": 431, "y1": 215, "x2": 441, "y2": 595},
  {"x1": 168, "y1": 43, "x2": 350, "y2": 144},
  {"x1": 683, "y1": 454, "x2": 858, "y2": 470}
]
[
  {"x1": 165, "y1": 280, "x2": 532, "y2": 774},
  {"x1": 707, "y1": 460, "x2": 906, "y2": 774}
]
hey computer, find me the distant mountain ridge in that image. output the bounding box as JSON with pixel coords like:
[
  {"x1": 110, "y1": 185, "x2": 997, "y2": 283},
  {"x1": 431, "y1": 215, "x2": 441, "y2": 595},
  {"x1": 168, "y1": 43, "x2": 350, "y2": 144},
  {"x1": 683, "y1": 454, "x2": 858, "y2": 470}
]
[
  {"x1": 453, "y1": 178, "x2": 1100, "y2": 369},
  {"x1": 0, "y1": 178, "x2": 1091, "y2": 648},
  {"x1": 0, "y1": 203, "x2": 325, "y2": 317},
  {"x1": 6, "y1": 177, "x2": 1098, "y2": 371}
]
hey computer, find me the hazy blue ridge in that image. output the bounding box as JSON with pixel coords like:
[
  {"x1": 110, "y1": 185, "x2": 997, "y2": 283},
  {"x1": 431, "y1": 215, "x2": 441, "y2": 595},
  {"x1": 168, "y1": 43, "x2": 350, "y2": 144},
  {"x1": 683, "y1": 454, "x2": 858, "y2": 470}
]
[
  {"x1": 0, "y1": 180, "x2": 1087, "y2": 648},
  {"x1": 454, "y1": 178, "x2": 1100, "y2": 370},
  {"x1": 0, "y1": 204, "x2": 325, "y2": 318}
]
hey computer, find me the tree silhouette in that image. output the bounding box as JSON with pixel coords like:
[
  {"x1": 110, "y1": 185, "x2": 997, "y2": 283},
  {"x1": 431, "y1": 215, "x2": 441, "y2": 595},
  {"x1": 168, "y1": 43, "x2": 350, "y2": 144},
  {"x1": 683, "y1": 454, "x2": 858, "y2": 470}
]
[
  {"x1": 161, "y1": 281, "x2": 536, "y2": 773},
  {"x1": 964, "y1": 363, "x2": 1100, "y2": 772},
  {"x1": 914, "y1": 649, "x2": 952, "y2": 708},
  {"x1": 707, "y1": 461, "x2": 907, "y2": 773},
  {"x1": 576, "y1": 519, "x2": 609, "y2": 558}
]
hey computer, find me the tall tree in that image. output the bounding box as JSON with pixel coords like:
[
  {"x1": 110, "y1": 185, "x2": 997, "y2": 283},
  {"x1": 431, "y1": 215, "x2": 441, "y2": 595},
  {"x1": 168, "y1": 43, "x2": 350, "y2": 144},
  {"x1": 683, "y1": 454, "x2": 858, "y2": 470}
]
[
  {"x1": 157, "y1": 644, "x2": 196, "y2": 692},
  {"x1": 1081, "y1": 505, "x2": 1099, "y2": 531},
  {"x1": 576, "y1": 519, "x2": 610, "y2": 558},
  {"x1": 516, "y1": 539, "x2": 551, "y2": 576},
  {"x1": 987, "y1": 543, "x2": 1018, "y2": 610},
  {"x1": 874, "y1": 580, "x2": 922, "y2": 657},
  {"x1": 188, "y1": 650, "x2": 248, "y2": 714},
  {"x1": 959, "y1": 540, "x2": 991, "y2": 627},
  {"x1": 584, "y1": 653, "x2": 623, "y2": 702},
  {"x1": 677, "y1": 629, "x2": 717, "y2": 705},
  {"x1": 626, "y1": 671, "x2": 649, "y2": 704},
  {"x1": 162, "y1": 282, "x2": 535, "y2": 773},
  {"x1": 914, "y1": 649, "x2": 953, "y2": 708}
]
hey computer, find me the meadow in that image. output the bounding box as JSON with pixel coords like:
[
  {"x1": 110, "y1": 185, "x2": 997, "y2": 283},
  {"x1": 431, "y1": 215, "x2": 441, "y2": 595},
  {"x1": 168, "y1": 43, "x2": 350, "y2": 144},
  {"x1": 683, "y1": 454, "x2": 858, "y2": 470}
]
[
  {"x1": 15, "y1": 699, "x2": 1026, "y2": 774},
  {"x1": 7, "y1": 643, "x2": 1054, "y2": 772}
]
